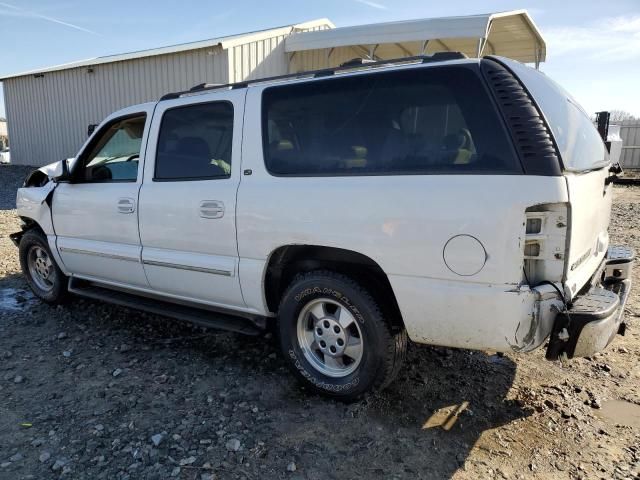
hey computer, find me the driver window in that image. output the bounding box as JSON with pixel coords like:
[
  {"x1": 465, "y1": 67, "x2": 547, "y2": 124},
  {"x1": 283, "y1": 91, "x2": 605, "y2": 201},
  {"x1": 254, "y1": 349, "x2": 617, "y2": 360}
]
[{"x1": 79, "y1": 114, "x2": 146, "y2": 182}]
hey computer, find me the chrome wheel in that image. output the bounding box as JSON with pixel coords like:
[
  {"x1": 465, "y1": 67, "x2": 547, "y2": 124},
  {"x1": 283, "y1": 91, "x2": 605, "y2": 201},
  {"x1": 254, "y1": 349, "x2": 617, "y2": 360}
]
[
  {"x1": 27, "y1": 245, "x2": 55, "y2": 292},
  {"x1": 296, "y1": 298, "x2": 364, "y2": 378}
]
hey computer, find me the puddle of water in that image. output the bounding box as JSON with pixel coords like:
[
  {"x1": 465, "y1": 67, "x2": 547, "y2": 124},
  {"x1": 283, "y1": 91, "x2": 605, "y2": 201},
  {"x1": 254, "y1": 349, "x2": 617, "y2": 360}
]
[
  {"x1": 0, "y1": 288, "x2": 36, "y2": 312},
  {"x1": 596, "y1": 400, "x2": 640, "y2": 428}
]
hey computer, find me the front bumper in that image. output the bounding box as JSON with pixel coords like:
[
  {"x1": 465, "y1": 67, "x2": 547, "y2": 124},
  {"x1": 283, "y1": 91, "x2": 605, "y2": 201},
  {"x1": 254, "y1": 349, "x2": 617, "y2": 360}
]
[{"x1": 546, "y1": 245, "x2": 634, "y2": 360}]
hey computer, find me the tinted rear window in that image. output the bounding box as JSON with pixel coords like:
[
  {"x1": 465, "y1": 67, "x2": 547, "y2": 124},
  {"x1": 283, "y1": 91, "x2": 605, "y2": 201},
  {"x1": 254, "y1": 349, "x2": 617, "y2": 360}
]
[
  {"x1": 504, "y1": 59, "x2": 608, "y2": 172},
  {"x1": 262, "y1": 65, "x2": 520, "y2": 176},
  {"x1": 155, "y1": 102, "x2": 233, "y2": 181}
]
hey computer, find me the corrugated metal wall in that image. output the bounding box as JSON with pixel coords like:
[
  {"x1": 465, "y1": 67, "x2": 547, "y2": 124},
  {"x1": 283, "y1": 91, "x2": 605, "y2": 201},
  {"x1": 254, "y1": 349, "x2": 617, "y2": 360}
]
[
  {"x1": 291, "y1": 47, "x2": 363, "y2": 72},
  {"x1": 619, "y1": 121, "x2": 640, "y2": 170},
  {"x1": 4, "y1": 46, "x2": 229, "y2": 166},
  {"x1": 4, "y1": 23, "x2": 331, "y2": 167},
  {"x1": 228, "y1": 34, "x2": 289, "y2": 83},
  {"x1": 227, "y1": 24, "x2": 330, "y2": 82}
]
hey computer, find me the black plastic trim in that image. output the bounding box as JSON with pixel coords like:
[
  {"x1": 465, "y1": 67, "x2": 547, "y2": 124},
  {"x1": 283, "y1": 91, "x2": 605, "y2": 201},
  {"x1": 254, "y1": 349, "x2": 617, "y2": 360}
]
[
  {"x1": 152, "y1": 175, "x2": 230, "y2": 182},
  {"x1": 68, "y1": 278, "x2": 264, "y2": 335},
  {"x1": 480, "y1": 58, "x2": 562, "y2": 176},
  {"x1": 9, "y1": 218, "x2": 40, "y2": 247}
]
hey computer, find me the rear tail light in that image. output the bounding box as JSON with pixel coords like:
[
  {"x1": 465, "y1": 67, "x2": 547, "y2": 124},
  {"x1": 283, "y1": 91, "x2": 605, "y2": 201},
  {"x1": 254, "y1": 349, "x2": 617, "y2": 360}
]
[
  {"x1": 524, "y1": 242, "x2": 540, "y2": 257},
  {"x1": 525, "y1": 217, "x2": 542, "y2": 234},
  {"x1": 523, "y1": 203, "x2": 568, "y2": 285}
]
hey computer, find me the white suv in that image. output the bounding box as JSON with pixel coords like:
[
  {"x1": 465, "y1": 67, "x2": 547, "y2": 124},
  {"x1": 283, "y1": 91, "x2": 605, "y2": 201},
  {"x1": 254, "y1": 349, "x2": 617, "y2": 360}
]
[{"x1": 12, "y1": 54, "x2": 634, "y2": 400}]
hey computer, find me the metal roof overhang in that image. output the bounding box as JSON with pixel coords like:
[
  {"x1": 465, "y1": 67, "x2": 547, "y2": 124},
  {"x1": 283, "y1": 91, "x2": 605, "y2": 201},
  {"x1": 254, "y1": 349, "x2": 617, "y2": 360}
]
[{"x1": 285, "y1": 10, "x2": 546, "y2": 67}]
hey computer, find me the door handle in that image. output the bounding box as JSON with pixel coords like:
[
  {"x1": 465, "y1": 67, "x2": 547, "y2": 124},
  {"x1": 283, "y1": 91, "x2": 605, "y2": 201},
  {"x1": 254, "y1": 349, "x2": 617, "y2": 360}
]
[
  {"x1": 117, "y1": 197, "x2": 135, "y2": 214},
  {"x1": 200, "y1": 200, "x2": 224, "y2": 219}
]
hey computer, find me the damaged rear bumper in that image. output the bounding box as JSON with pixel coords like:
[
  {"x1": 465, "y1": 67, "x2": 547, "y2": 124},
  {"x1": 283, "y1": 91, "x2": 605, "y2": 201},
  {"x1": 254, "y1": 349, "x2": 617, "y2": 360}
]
[{"x1": 546, "y1": 245, "x2": 634, "y2": 360}]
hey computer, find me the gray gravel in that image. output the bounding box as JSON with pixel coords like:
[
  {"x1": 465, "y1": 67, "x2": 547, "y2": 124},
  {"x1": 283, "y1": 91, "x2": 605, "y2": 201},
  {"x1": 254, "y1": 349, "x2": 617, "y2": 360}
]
[
  {"x1": 0, "y1": 165, "x2": 32, "y2": 210},
  {"x1": 1, "y1": 165, "x2": 639, "y2": 479}
]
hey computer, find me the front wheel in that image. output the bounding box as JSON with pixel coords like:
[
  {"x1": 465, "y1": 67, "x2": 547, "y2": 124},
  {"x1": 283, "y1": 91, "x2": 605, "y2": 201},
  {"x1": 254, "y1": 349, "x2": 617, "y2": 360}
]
[
  {"x1": 19, "y1": 229, "x2": 68, "y2": 304},
  {"x1": 278, "y1": 270, "x2": 407, "y2": 401}
]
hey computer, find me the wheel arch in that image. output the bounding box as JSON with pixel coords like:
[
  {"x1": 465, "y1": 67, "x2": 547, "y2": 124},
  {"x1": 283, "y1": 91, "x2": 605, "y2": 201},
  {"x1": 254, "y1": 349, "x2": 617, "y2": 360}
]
[
  {"x1": 263, "y1": 244, "x2": 405, "y2": 328},
  {"x1": 10, "y1": 216, "x2": 46, "y2": 245},
  {"x1": 15, "y1": 217, "x2": 69, "y2": 276}
]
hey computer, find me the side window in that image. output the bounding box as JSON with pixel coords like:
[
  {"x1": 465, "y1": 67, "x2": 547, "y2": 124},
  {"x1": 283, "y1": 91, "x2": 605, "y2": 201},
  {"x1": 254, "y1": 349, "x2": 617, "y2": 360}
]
[
  {"x1": 262, "y1": 66, "x2": 520, "y2": 176},
  {"x1": 154, "y1": 102, "x2": 233, "y2": 181},
  {"x1": 78, "y1": 115, "x2": 146, "y2": 182}
]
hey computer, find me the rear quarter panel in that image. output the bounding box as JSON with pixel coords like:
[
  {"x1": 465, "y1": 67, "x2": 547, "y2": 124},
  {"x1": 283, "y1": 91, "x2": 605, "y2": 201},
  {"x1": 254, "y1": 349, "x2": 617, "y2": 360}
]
[{"x1": 237, "y1": 84, "x2": 569, "y2": 351}]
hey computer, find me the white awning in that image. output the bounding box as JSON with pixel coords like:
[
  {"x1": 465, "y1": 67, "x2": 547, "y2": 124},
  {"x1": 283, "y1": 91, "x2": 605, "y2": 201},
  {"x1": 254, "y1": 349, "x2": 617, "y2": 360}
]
[{"x1": 285, "y1": 10, "x2": 545, "y2": 66}]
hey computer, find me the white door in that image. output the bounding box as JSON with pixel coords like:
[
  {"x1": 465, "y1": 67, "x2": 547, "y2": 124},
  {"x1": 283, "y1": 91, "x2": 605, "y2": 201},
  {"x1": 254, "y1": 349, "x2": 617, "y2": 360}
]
[
  {"x1": 53, "y1": 105, "x2": 154, "y2": 287},
  {"x1": 138, "y1": 90, "x2": 246, "y2": 309}
]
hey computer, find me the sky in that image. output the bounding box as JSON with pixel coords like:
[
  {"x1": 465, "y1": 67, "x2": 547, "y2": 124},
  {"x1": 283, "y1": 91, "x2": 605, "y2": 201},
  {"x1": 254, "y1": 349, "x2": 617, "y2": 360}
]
[{"x1": 0, "y1": 0, "x2": 639, "y2": 119}]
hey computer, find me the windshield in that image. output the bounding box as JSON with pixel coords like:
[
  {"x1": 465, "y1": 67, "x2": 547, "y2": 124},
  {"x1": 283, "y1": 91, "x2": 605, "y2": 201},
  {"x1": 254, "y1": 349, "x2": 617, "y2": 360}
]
[{"x1": 501, "y1": 58, "x2": 609, "y2": 172}]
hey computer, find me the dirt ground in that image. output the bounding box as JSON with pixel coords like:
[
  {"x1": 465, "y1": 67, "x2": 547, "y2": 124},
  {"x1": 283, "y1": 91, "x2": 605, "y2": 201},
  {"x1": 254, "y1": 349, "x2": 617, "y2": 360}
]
[{"x1": 0, "y1": 164, "x2": 639, "y2": 480}]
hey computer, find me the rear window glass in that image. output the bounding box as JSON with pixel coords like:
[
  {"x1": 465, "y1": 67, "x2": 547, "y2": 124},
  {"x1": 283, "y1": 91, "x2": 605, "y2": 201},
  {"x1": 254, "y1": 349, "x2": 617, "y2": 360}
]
[
  {"x1": 155, "y1": 102, "x2": 233, "y2": 181},
  {"x1": 504, "y1": 60, "x2": 608, "y2": 172},
  {"x1": 262, "y1": 66, "x2": 520, "y2": 176}
]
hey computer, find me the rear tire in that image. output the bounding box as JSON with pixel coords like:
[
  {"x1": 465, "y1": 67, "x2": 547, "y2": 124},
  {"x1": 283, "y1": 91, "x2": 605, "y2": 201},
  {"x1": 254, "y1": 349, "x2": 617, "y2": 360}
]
[
  {"x1": 277, "y1": 270, "x2": 407, "y2": 401},
  {"x1": 19, "y1": 229, "x2": 68, "y2": 304}
]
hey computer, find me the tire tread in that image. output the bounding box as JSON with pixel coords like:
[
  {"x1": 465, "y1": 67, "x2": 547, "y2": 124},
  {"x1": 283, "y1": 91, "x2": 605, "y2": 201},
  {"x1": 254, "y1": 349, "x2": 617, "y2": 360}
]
[
  {"x1": 19, "y1": 229, "x2": 68, "y2": 304},
  {"x1": 278, "y1": 269, "x2": 407, "y2": 398}
]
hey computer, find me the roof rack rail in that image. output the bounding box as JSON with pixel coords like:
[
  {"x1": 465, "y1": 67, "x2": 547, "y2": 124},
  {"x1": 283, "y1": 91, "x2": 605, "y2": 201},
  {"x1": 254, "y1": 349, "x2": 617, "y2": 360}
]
[
  {"x1": 159, "y1": 51, "x2": 467, "y2": 101},
  {"x1": 339, "y1": 57, "x2": 376, "y2": 68},
  {"x1": 189, "y1": 82, "x2": 222, "y2": 91}
]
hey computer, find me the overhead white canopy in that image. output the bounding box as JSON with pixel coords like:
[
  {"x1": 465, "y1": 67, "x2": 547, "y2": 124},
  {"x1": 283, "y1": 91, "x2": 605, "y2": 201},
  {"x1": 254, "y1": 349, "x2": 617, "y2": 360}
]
[{"x1": 285, "y1": 10, "x2": 546, "y2": 67}]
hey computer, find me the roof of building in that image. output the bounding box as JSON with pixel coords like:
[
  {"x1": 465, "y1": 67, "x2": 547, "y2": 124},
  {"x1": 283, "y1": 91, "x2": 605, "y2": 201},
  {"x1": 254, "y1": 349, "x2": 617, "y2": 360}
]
[
  {"x1": 286, "y1": 10, "x2": 545, "y2": 65},
  {"x1": 0, "y1": 18, "x2": 333, "y2": 81}
]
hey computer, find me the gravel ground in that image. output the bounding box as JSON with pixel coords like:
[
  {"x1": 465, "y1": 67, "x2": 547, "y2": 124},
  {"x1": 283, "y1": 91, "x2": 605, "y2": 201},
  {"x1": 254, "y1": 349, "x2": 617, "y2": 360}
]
[{"x1": 0, "y1": 164, "x2": 639, "y2": 480}]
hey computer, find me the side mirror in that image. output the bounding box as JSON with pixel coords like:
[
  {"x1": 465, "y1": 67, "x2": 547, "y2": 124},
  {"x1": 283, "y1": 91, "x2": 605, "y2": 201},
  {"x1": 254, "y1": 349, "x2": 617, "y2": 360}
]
[{"x1": 51, "y1": 159, "x2": 71, "y2": 182}]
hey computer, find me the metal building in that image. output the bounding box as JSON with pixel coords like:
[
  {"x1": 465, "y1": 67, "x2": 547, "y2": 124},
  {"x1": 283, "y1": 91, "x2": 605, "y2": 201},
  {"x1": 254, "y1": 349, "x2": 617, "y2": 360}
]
[
  {"x1": 0, "y1": 19, "x2": 332, "y2": 166},
  {"x1": 0, "y1": 10, "x2": 545, "y2": 166},
  {"x1": 619, "y1": 121, "x2": 640, "y2": 170}
]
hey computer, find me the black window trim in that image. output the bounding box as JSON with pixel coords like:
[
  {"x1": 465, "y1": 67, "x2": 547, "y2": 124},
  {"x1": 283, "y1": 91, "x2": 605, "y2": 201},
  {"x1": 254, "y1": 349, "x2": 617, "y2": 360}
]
[
  {"x1": 480, "y1": 57, "x2": 563, "y2": 176},
  {"x1": 71, "y1": 112, "x2": 147, "y2": 184},
  {"x1": 152, "y1": 99, "x2": 235, "y2": 183},
  {"x1": 260, "y1": 63, "x2": 523, "y2": 178}
]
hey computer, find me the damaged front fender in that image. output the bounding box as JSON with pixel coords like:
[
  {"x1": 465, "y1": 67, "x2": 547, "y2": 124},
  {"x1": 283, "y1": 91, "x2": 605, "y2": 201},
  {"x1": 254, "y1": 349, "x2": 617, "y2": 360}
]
[
  {"x1": 16, "y1": 179, "x2": 57, "y2": 236},
  {"x1": 16, "y1": 158, "x2": 74, "y2": 236},
  {"x1": 23, "y1": 158, "x2": 74, "y2": 188}
]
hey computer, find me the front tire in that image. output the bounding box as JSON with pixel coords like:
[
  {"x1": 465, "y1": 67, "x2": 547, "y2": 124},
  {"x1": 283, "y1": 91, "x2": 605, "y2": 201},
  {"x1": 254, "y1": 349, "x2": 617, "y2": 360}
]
[
  {"x1": 278, "y1": 270, "x2": 407, "y2": 401},
  {"x1": 19, "y1": 229, "x2": 68, "y2": 304}
]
